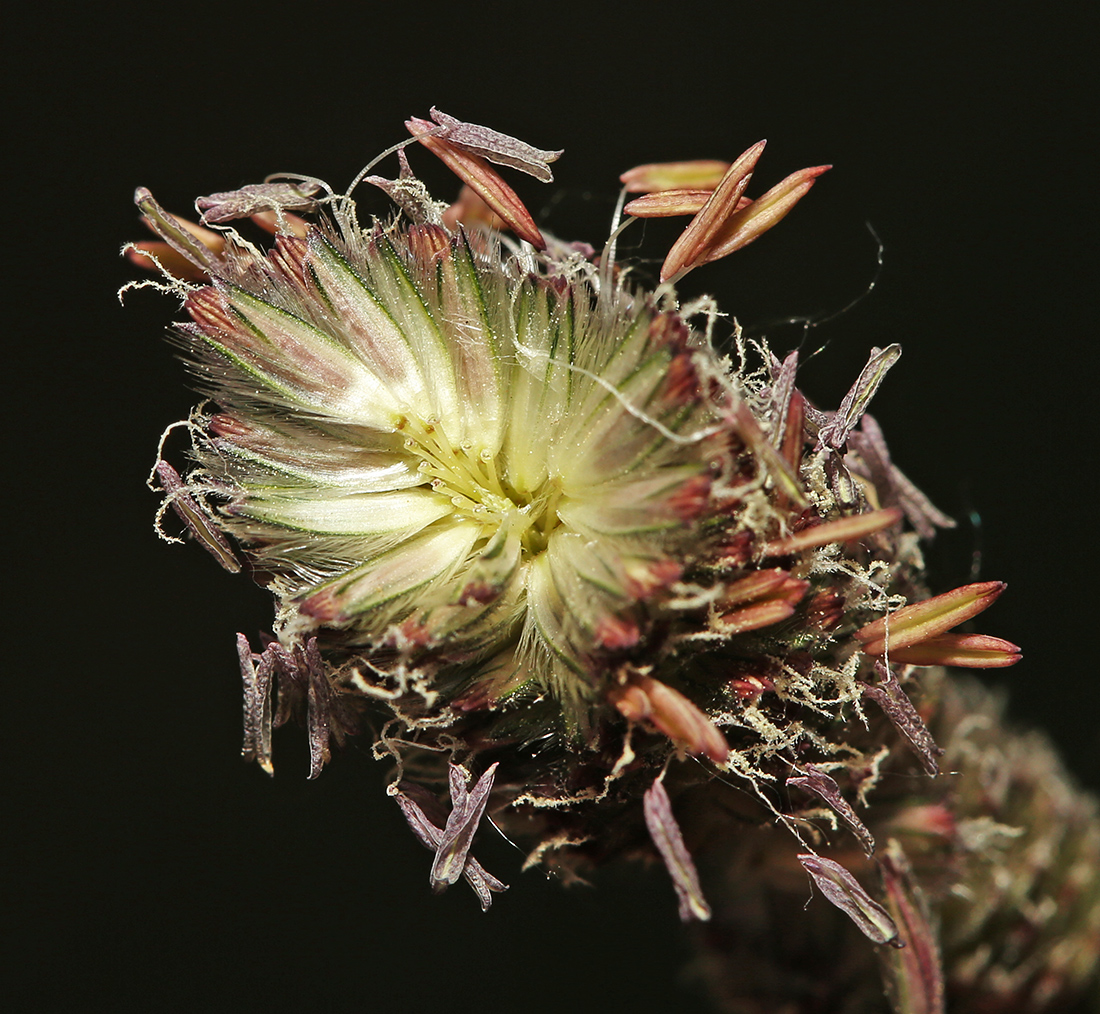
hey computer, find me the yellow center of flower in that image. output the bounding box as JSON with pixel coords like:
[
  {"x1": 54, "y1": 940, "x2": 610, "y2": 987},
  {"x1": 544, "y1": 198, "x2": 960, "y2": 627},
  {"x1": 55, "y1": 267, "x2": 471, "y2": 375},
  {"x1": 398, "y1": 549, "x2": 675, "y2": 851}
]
[{"x1": 403, "y1": 416, "x2": 561, "y2": 556}]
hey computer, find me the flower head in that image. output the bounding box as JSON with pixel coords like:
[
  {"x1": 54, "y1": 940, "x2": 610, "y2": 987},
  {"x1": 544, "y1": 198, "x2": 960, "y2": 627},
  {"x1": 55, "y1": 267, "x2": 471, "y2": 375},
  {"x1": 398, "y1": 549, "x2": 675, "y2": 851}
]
[
  {"x1": 141, "y1": 188, "x2": 729, "y2": 735},
  {"x1": 131, "y1": 113, "x2": 1019, "y2": 919}
]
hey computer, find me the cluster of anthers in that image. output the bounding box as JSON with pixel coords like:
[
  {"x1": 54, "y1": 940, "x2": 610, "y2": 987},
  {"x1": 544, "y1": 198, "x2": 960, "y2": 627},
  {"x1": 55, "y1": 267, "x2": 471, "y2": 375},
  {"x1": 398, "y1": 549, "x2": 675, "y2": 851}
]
[{"x1": 128, "y1": 110, "x2": 1019, "y2": 934}]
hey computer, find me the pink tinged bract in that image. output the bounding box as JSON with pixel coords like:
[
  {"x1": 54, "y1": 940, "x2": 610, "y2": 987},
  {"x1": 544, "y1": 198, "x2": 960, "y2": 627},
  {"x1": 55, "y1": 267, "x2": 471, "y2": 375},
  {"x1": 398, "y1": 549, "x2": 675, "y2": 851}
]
[
  {"x1": 661, "y1": 155, "x2": 831, "y2": 282},
  {"x1": 644, "y1": 778, "x2": 712, "y2": 922},
  {"x1": 133, "y1": 188, "x2": 221, "y2": 276},
  {"x1": 817, "y1": 345, "x2": 903, "y2": 451},
  {"x1": 610, "y1": 673, "x2": 729, "y2": 763},
  {"x1": 763, "y1": 507, "x2": 903, "y2": 557},
  {"x1": 431, "y1": 763, "x2": 499, "y2": 889},
  {"x1": 152, "y1": 460, "x2": 241, "y2": 573},
  {"x1": 624, "y1": 190, "x2": 752, "y2": 219},
  {"x1": 392, "y1": 773, "x2": 508, "y2": 911},
  {"x1": 195, "y1": 181, "x2": 322, "y2": 224},
  {"x1": 428, "y1": 107, "x2": 562, "y2": 183},
  {"x1": 699, "y1": 163, "x2": 831, "y2": 263},
  {"x1": 877, "y1": 840, "x2": 945, "y2": 1014},
  {"x1": 619, "y1": 159, "x2": 731, "y2": 193},
  {"x1": 787, "y1": 764, "x2": 876, "y2": 856},
  {"x1": 863, "y1": 663, "x2": 944, "y2": 777},
  {"x1": 856, "y1": 581, "x2": 1009, "y2": 656},
  {"x1": 887, "y1": 632, "x2": 1021, "y2": 668},
  {"x1": 660, "y1": 141, "x2": 766, "y2": 282},
  {"x1": 237, "y1": 633, "x2": 275, "y2": 775},
  {"x1": 714, "y1": 569, "x2": 809, "y2": 635},
  {"x1": 406, "y1": 117, "x2": 546, "y2": 249},
  {"x1": 798, "y1": 854, "x2": 901, "y2": 947}
]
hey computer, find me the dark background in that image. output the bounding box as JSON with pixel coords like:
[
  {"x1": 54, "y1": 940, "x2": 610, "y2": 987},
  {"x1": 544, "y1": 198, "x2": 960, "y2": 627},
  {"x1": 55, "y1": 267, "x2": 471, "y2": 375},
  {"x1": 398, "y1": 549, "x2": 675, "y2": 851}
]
[{"x1": 10, "y1": 3, "x2": 1097, "y2": 1011}]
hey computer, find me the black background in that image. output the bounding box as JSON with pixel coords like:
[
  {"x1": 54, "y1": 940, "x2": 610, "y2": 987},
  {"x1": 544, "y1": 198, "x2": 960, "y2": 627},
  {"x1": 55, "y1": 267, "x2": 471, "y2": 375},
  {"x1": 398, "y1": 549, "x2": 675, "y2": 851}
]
[{"x1": 10, "y1": 3, "x2": 1097, "y2": 1012}]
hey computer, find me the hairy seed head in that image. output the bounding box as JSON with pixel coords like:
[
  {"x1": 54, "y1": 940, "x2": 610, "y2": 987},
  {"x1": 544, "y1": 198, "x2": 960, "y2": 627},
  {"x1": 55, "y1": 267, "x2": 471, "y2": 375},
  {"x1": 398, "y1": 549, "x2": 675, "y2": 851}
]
[{"x1": 131, "y1": 115, "x2": 1024, "y2": 928}]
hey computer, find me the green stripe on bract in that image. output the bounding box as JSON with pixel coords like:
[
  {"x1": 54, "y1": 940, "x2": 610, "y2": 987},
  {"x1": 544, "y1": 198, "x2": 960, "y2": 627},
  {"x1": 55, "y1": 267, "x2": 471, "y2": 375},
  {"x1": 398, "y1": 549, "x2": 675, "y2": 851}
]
[
  {"x1": 440, "y1": 233, "x2": 505, "y2": 454},
  {"x1": 307, "y1": 233, "x2": 430, "y2": 417},
  {"x1": 368, "y1": 236, "x2": 462, "y2": 430}
]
